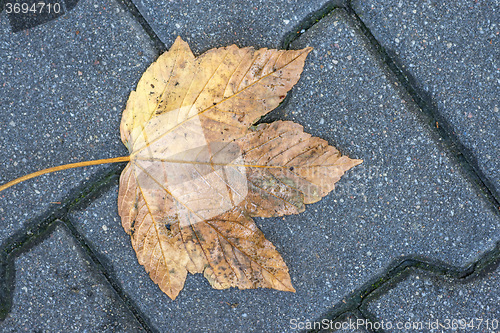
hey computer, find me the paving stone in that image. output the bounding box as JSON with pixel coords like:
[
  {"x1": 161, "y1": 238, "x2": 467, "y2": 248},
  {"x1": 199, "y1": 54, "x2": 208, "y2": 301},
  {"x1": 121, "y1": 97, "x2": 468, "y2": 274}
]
[
  {"x1": 0, "y1": 0, "x2": 156, "y2": 244},
  {"x1": 287, "y1": 6, "x2": 499, "y2": 269},
  {"x1": 72, "y1": 189, "x2": 318, "y2": 332},
  {"x1": 292, "y1": 313, "x2": 368, "y2": 332},
  {"x1": 0, "y1": 223, "x2": 143, "y2": 332},
  {"x1": 130, "y1": 0, "x2": 342, "y2": 54},
  {"x1": 366, "y1": 266, "x2": 500, "y2": 333},
  {"x1": 69, "y1": 8, "x2": 500, "y2": 332},
  {"x1": 352, "y1": 0, "x2": 500, "y2": 197}
]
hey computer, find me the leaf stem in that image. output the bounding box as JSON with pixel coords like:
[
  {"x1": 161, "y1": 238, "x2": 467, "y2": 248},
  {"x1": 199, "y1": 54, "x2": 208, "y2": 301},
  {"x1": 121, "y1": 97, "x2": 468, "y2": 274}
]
[{"x1": 0, "y1": 156, "x2": 130, "y2": 193}]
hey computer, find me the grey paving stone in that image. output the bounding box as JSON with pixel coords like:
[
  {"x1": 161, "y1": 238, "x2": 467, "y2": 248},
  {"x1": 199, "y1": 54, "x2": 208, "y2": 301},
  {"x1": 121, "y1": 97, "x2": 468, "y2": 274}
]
[
  {"x1": 0, "y1": 223, "x2": 143, "y2": 332},
  {"x1": 287, "y1": 7, "x2": 499, "y2": 269},
  {"x1": 130, "y1": 0, "x2": 342, "y2": 54},
  {"x1": 0, "y1": 0, "x2": 156, "y2": 244},
  {"x1": 72, "y1": 189, "x2": 318, "y2": 332},
  {"x1": 332, "y1": 321, "x2": 368, "y2": 333},
  {"x1": 352, "y1": 0, "x2": 500, "y2": 198},
  {"x1": 69, "y1": 8, "x2": 500, "y2": 333},
  {"x1": 366, "y1": 267, "x2": 500, "y2": 333}
]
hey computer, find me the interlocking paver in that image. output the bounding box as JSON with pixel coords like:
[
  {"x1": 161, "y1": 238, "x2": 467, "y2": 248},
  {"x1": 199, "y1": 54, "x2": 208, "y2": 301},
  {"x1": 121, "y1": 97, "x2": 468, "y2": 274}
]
[
  {"x1": 130, "y1": 0, "x2": 341, "y2": 53},
  {"x1": 352, "y1": 0, "x2": 500, "y2": 198},
  {"x1": 1, "y1": 0, "x2": 499, "y2": 331},
  {"x1": 287, "y1": 8, "x2": 499, "y2": 267},
  {"x1": 366, "y1": 266, "x2": 500, "y2": 333},
  {"x1": 0, "y1": 223, "x2": 143, "y2": 332},
  {"x1": 0, "y1": 0, "x2": 156, "y2": 244},
  {"x1": 68, "y1": 8, "x2": 500, "y2": 332}
]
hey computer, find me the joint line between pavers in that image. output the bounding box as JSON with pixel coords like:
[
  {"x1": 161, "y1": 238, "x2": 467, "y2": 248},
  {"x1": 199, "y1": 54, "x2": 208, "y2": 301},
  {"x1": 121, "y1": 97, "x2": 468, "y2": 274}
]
[
  {"x1": 307, "y1": 241, "x2": 500, "y2": 333},
  {"x1": 60, "y1": 216, "x2": 157, "y2": 333},
  {"x1": 343, "y1": 3, "x2": 500, "y2": 210},
  {"x1": 0, "y1": 164, "x2": 126, "y2": 321},
  {"x1": 114, "y1": 0, "x2": 167, "y2": 54}
]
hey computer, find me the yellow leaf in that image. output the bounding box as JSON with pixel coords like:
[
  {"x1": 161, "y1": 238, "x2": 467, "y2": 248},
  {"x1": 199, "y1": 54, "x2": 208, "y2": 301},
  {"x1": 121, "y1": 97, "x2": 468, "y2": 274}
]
[{"x1": 117, "y1": 37, "x2": 361, "y2": 300}]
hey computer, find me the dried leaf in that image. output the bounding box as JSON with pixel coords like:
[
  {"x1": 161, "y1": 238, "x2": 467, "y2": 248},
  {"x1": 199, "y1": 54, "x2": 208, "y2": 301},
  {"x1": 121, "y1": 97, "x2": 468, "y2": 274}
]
[{"x1": 118, "y1": 37, "x2": 362, "y2": 300}]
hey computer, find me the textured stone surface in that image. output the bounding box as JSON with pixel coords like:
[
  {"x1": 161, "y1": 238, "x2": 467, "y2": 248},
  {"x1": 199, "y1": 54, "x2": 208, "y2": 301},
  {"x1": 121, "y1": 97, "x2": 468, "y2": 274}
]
[
  {"x1": 0, "y1": 224, "x2": 143, "y2": 332},
  {"x1": 287, "y1": 9, "x2": 500, "y2": 331},
  {"x1": 286, "y1": 7, "x2": 499, "y2": 268},
  {"x1": 71, "y1": 189, "x2": 344, "y2": 332},
  {"x1": 0, "y1": 0, "x2": 156, "y2": 244},
  {"x1": 67, "y1": 8, "x2": 500, "y2": 332},
  {"x1": 352, "y1": 0, "x2": 500, "y2": 198},
  {"x1": 366, "y1": 267, "x2": 500, "y2": 333},
  {"x1": 295, "y1": 314, "x2": 368, "y2": 332},
  {"x1": 130, "y1": 0, "x2": 340, "y2": 53},
  {"x1": 1, "y1": 0, "x2": 499, "y2": 331}
]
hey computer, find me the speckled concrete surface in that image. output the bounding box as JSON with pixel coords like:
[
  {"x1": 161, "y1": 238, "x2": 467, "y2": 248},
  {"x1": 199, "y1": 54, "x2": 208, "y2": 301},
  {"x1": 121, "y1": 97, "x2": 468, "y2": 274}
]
[
  {"x1": 130, "y1": 0, "x2": 344, "y2": 53},
  {"x1": 286, "y1": 8, "x2": 499, "y2": 267},
  {"x1": 0, "y1": 0, "x2": 498, "y2": 332},
  {"x1": 352, "y1": 0, "x2": 500, "y2": 199},
  {"x1": 0, "y1": 223, "x2": 143, "y2": 332},
  {"x1": 366, "y1": 266, "x2": 500, "y2": 333},
  {"x1": 65, "y1": 8, "x2": 500, "y2": 333},
  {"x1": 0, "y1": 0, "x2": 156, "y2": 244}
]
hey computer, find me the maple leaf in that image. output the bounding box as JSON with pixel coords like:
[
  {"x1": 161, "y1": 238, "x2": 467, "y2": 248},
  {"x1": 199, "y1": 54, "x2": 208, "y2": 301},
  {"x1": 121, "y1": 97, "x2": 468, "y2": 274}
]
[
  {"x1": 0, "y1": 36, "x2": 362, "y2": 300},
  {"x1": 117, "y1": 37, "x2": 362, "y2": 300}
]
